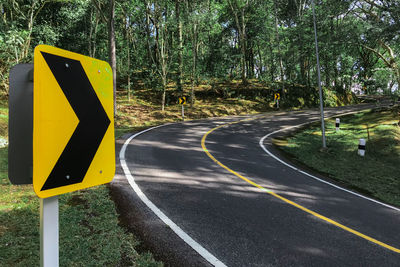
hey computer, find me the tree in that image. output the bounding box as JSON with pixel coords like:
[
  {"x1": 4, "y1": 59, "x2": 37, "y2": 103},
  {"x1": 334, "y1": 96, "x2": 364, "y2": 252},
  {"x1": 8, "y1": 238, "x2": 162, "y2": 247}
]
[
  {"x1": 92, "y1": 0, "x2": 117, "y2": 114},
  {"x1": 0, "y1": 0, "x2": 48, "y2": 92},
  {"x1": 227, "y1": 0, "x2": 252, "y2": 84},
  {"x1": 145, "y1": 0, "x2": 173, "y2": 111},
  {"x1": 175, "y1": 0, "x2": 183, "y2": 93},
  {"x1": 354, "y1": 0, "x2": 400, "y2": 90},
  {"x1": 2, "y1": 0, "x2": 399, "y2": 102}
]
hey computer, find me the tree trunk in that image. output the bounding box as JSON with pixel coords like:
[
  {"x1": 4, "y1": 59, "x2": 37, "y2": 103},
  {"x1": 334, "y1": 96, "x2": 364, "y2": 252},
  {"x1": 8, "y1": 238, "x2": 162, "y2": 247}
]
[
  {"x1": 23, "y1": 1, "x2": 46, "y2": 60},
  {"x1": 363, "y1": 41, "x2": 400, "y2": 94},
  {"x1": 162, "y1": 76, "x2": 166, "y2": 112},
  {"x1": 307, "y1": 59, "x2": 311, "y2": 87},
  {"x1": 245, "y1": 46, "x2": 248, "y2": 79},
  {"x1": 145, "y1": 5, "x2": 151, "y2": 66},
  {"x1": 257, "y1": 42, "x2": 263, "y2": 78},
  {"x1": 228, "y1": 0, "x2": 248, "y2": 84},
  {"x1": 89, "y1": 8, "x2": 93, "y2": 57},
  {"x1": 298, "y1": 32, "x2": 306, "y2": 84},
  {"x1": 191, "y1": 23, "x2": 197, "y2": 108},
  {"x1": 176, "y1": 0, "x2": 183, "y2": 93},
  {"x1": 92, "y1": 18, "x2": 99, "y2": 58},
  {"x1": 88, "y1": 8, "x2": 100, "y2": 58},
  {"x1": 154, "y1": 2, "x2": 169, "y2": 112},
  {"x1": 295, "y1": 0, "x2": 306, "y2": 85},
  {"x1": 109, "y1": 0, "x2": 116, "y2": 115},
  {"x1": 332, "y1": 17, "x2": 338, "y2": 89},
  {"x1": 269, "y1": 44, "x2": 275, "y2": 81},
  {"x1": 325, "y1": 57, "x2": 330, "y2": 88},
  {"x1": 248, "y1": 42, "x2": 255, "y2": 79},
  {"x1": 127, "y1": 32, "x2": 131, "y2": 101},
  {"x1": 274, "y1": 0, "x2": 284, "y2": 94},
  {"x1": 240, "y1": 8, "x2": 247, "y2": 83}
]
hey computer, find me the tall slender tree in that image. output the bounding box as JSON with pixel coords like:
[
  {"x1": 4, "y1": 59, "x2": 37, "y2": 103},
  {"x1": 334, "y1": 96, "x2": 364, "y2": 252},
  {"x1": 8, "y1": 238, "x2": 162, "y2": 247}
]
[{"x1": 92, "y1": 0, "x2": 117, "y2": 114}]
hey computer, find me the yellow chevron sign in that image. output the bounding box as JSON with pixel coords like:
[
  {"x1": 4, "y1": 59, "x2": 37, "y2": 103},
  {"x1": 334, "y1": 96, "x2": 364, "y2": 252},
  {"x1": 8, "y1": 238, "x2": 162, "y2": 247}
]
[
  {"x1": 33, "y1": 45, "x2": 115, "y2": 198},
  {"x1": 178, "y1": 96, "x2": 187, "y2": 105}
]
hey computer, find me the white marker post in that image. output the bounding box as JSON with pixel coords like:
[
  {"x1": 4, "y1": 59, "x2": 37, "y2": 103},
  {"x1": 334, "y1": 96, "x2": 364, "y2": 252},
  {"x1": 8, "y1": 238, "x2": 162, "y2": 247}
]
[
  {"x1": 358, "y1": 138, "x2": 366, "y2": 156},
  {"x1": 335, "y1": 118, "x2": 340, "y2": 131},
  {"x1": 40, "y1": 196, "x2": 59, "y2": 267},
  {"x1": 181, "y1": 104, "x2": 185, "y2": 121}
]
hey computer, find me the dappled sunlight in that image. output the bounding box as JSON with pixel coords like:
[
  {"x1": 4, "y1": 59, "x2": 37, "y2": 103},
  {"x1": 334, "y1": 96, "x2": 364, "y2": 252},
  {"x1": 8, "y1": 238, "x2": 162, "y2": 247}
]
[
  {"x1": 134, "y1": 172, "x2": 264, "y2": 199},
  {"x1": 117, "y1": 106, "x2": 400, "y2": 261},
  {"x1": 295, "y1": 246, "x2": 327, "y2": 257},
  {"x1": 273, "y1": 189, "x2": 319, "y2": 201},
  {"x1": 273, "y1": 187, "x2": 352, "y2": 207},
  {"x1": 224, "y1": 143, "x2": 248, "y2": 149},
  {"x1": 132, "y1": 138, "x2": 205, "y2": 153},
  {"x1": 129, "y1": 146, "x2": 358, "y2": 211}
]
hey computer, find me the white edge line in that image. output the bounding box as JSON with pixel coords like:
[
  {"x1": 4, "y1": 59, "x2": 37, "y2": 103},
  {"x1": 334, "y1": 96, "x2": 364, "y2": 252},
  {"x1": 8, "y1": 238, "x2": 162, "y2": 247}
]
[
  {"x1": 258, "y1": 110, "x2": 400, "y2": 212},
  {"x1": 119, "y1": 124, "x2": 227, "y2": 267}
]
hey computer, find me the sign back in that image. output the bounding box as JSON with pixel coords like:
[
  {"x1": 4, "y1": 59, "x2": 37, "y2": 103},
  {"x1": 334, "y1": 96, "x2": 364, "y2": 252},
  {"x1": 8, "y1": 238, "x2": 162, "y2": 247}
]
[{"x1": 8, "y1": 64, "x2": 33, "y2": 184}]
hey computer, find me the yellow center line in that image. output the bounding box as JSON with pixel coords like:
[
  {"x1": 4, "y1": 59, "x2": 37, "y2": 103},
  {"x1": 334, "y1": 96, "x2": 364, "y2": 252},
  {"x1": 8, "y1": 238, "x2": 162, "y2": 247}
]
[{"x1": 201, "y1": 118, "x2": 400, "y2": 254}]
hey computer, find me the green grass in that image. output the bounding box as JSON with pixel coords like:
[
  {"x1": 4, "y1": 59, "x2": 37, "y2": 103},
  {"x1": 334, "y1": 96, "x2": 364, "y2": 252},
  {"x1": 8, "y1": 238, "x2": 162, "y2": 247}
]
[
  {"x1": 0, "y1": 84, "x2": 271, "y2": 266},
  {"x1": 0, "y1": 98, "x2": 162, "y2": 266},
  {"x1": 0, "y1": 83, "x2": 361, "y2": 265},
  {"x1": 0, "y1": 99, "x2": 8, "y2": 142},
  {"x1": 276, "y1": 108, "x2": 400, "y2": 207},
  {"x1": 115, "y1": 91, "x2": 270, "y2": 139},
  {"x1": 0, "y1": 87, "x2": 273, "y2": 266},
  {"x1": 0, "y1": 179, "x2": 162, "y2": 266}
]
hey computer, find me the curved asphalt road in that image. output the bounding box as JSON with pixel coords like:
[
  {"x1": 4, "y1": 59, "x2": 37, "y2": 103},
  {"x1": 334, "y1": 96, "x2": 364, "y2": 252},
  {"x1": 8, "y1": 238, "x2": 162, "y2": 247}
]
[{"x1": 111, "y1": 105, "x2": 400, "y2": 266}]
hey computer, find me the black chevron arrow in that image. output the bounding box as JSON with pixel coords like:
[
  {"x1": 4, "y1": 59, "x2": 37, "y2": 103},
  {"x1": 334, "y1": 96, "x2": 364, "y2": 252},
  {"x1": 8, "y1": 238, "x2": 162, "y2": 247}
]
[{"x1": 40, "y1": 52, "x2": 111, "y2": 191}]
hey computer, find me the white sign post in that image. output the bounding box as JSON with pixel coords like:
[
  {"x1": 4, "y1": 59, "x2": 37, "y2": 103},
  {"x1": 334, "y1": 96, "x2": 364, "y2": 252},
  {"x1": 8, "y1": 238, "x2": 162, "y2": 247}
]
[{"x1": 40, "y1": 196, "x2": 59, "y2": 267}]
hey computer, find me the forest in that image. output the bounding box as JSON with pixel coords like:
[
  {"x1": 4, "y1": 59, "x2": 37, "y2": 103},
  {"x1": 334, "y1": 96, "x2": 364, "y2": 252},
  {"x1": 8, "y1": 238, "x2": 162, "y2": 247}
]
[{"x1": 1, "y1": 0, "x2": 400, "y2": 110}]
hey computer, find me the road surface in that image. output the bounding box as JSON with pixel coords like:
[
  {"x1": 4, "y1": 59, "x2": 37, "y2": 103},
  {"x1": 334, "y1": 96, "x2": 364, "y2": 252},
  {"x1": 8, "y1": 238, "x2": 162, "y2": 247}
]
[{"x1": 110, "y1": 105, "x2": 400, "y2": 266}]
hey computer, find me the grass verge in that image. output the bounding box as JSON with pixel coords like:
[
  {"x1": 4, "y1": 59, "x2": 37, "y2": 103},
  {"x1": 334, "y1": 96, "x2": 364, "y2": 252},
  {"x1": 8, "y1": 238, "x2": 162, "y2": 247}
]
[
  {"x1": 274, "y1": 107, "x2": 400, "y2": 207},
  {"x1": 0, "y1": 97, "x2": 162, "y2": 266},
  {"x1": 0, "y1": 82, "x2": 361, "y2": 265},
  {"x1": 0, "y1": 89, "x2": 270, "y2": 266},
  {"x1": 115, "y1": 91, "x2": 270, "y2": 138}
]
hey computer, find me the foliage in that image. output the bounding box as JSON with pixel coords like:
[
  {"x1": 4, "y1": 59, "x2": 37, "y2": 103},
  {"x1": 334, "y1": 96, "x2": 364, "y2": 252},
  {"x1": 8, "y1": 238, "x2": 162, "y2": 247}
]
[{"x1": 1, "y1": 0, "x2": 399, "y2": 103}]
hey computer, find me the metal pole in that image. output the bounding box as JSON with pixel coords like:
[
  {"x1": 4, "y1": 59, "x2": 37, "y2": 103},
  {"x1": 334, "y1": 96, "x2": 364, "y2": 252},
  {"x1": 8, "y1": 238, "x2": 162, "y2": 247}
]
[
  {"x1": 312, "y1": 0, "x2": 326, "y2": 148},
  {"x1": 40, "y1": 196, "x2": 59, "y2": 267}
]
